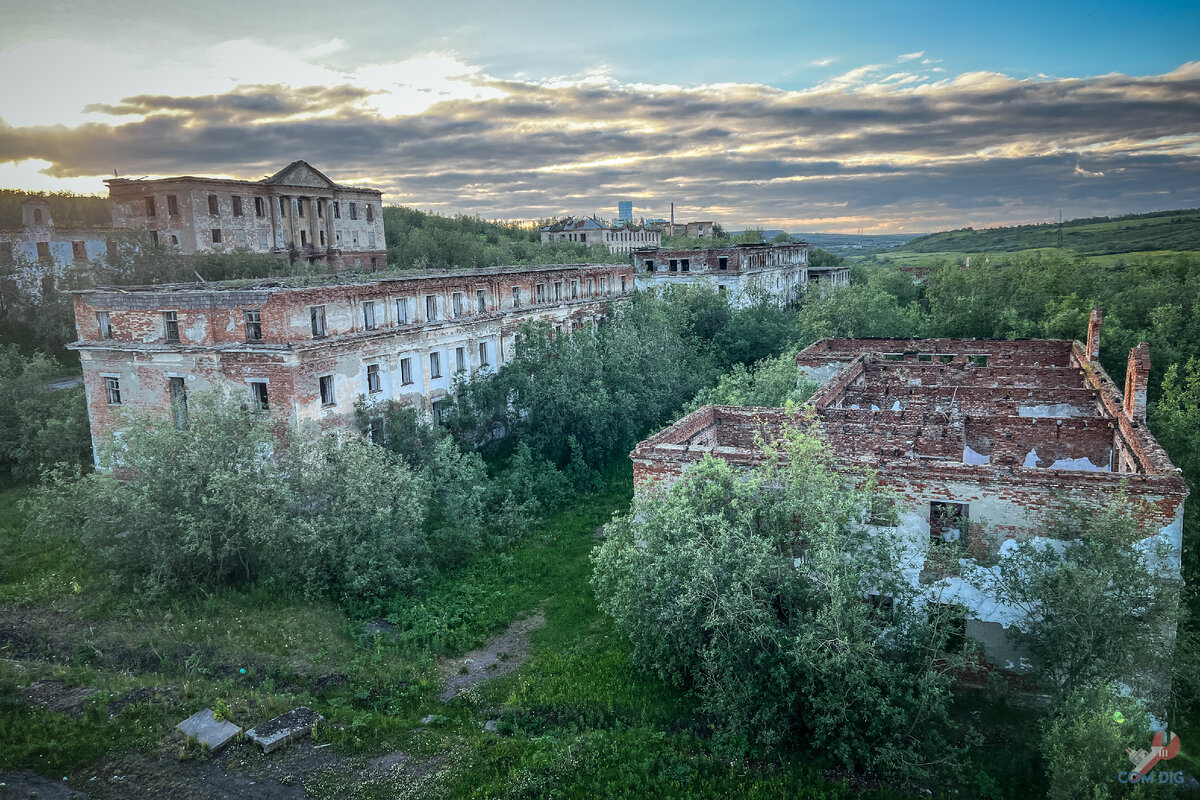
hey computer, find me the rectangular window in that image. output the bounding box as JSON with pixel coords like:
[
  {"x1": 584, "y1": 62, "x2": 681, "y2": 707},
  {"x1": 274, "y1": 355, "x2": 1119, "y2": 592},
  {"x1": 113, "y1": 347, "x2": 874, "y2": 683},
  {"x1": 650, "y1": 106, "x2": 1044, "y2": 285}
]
[
  {"x1": 333, "y1": 201, "x2": 340, "y2": 219},
  {"x1": 600, "y1": 277, "x2": 608, "y2": 294},
  {"x1": 106, "y1": 239, "x2": 118, "y2": 262},
  {"x1": 169, "y1": 377, "x2": 188, "y2": 429},
  {"x1": 554, "y1": 281, "x2": 563, "y2": 301},
  {"x1": 366, "y1": 363, "x2": 382, "y2": 394},
  {"x1": 310, "y1": 304, "x2": 327, "y2": 338},
  {"x1": 536, "y1": 283, "x2": 546, "y2": 303},
  {"x1": 250, "y1": 381, "x2": 269, "y2": 410},
  {"x1": 232, "y1": 196, "x2": 243, "y2": 217},
  {"x1": 645, "y1": 259, "x2": 655, "y2": 272},
  {"x1": 669, "y1": 260, "x2": 678, "y2": 272},
  {"x1": 425, "y1": 294, "x2": 438, "y2": 321},
  {"x1": 212, "y1": 228, "x2": 222, "y2": 244},
  {"x1": 452, "y1": 292, "x2": 465, "y2": 317},
  {"x1": 400, "y1": 357, "x2": 413, "y2": 385},
  {"x1": 586, "y1": 278, "x2": 594, "y2": 297},
  {"x1": 208, "y1": 194, "x2": 219, "y2": 215},
  {"x1": 349, "y1": 202, "x2": 358, "y2": 220},
  {"x1": 930, "y1": 502, "x2": 968, "y2": 544},
  {"x1": 297, "y1": 198, "x2": 305, "y2": 218},
  {"x1": 300, "y1": 230, "x2": 309, "y2": 247},
  {"x1": 363, "y1": 300, "x2": 377, "y2": 330},
  {"x1": 621, "y1": 276, "x2": 627, "y2": 293},
  {"x1": 429, "y1": 351, "x2": 442, "y2": 378},
  {"x1": 368, "y1": 231, "x2": 376, "y2": 248},
  {"x1": 258, "y1": 230, "x2": 269, "y2": 249},
  {"x1": 244, "y1": 309, "x2": 262, "y2": 341},
  {"x1": 145, "y1": 196, "x2": 157, "y2": 217},
  {"x1": 455, "y1": 346, "x2": 466, "y2": 372},
  {"x1": 280, "y1": 197, "x2": 287, "y2": 214},
  {"x1": 571, "y1": 280, "x2": 579, "y2": 299},
  {"x1": 478, "y1": 341, "x2": 489, "y2": 366},
  {"x1": 366, "y1": 204, "x2": 374, "y2": 223},
  {"x1": 477, "y1": 289, "x2": 487, "y2": 313},
  {"x1": 163, "y1": 310, "x2": 180, "y2": 342},
  {"x1": 718, "y1": 284, "x2": 727, "y2": 295},
  {"x1": 254, "y1": 197, "x2": 265, "y2": 217},
  {"x1": 512, "y1": 286, "x2": 521, "y2": 307},
  {"x1": 396, "y1": 297, "x2": 409, "y2": 324},
  {"x1": 718, "y1": 256, "x2": 728, "y2": 270},
  {"x1": 319, "y1": 231, "x2": 326, "y2": 247},
  {"x1": 97, "y1": 311, "x2": 112, "y2": 340},
  {"x1": 681, "y1": 259, "x2": 690, "y2": 272},
  {"x1": 431, "y1": 399, "x2": 444, "y2": 424},
  {"x1": 316, "y1": 199, "x2": 324, "y2": 218},
  {"x1": 319, "y1": 374, "x2": 335, "y2": 406},
  {"x1": 167, "y1": 195, "x2": 178, "y2": 216},
  {"x1": 105, "y1": 376, "x2": 122, "y2": 405}
]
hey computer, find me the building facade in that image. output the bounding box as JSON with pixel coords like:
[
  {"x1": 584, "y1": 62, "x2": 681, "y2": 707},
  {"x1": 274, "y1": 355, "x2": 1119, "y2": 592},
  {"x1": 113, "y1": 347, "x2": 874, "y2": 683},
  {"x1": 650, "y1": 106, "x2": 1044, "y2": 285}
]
[
  {"x1": 106, "y1": 161, "x2": 386, "y2": 271},
  {"x1": 69, "y1": 263, "x2": 635, "y2": 459},
  {"x1": 633, "y1": 242, "x2": 848, "y2": 307},
  {"x1": 539, "y1": 216, "x2": 661, "y2": 254},
  {"x1": 617, "y1": 202, "x2": 633, "y2": 224},
  {"x1": 631, "y1": 315, "x2": 1187, "y2": 678}
]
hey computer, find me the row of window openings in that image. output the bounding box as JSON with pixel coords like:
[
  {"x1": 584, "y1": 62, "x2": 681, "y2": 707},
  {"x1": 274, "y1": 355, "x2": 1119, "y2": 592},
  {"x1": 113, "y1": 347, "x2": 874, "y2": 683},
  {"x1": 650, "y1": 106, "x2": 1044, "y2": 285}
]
[
  {"x1": 104, "y1": 376, "x2": 269, "y2": 414},
  {"x1": 882, "y1": 353, "x2": 989, "y2": 367},
  {"x1": 644, "y1": 257, "x2": 729, "y2": 273},
  {"x1": 320, "y1": 345, "x2": 491, "y2": 406},
  {"x1": 145, "y1": 195, "x2": 373, "y2": 223}
]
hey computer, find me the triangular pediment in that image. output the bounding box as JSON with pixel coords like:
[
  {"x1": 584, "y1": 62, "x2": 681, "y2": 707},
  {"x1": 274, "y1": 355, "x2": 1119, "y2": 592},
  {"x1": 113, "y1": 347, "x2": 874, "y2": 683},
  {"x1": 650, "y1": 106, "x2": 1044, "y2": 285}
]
[{"x1": 261, "y1": 161, "x2": 338, "y2": 189}]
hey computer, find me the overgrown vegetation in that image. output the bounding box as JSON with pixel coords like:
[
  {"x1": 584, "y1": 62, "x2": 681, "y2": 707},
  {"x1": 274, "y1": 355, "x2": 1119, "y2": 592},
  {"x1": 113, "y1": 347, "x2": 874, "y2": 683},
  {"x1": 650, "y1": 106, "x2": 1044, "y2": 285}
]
[{"x1": 0, "y1": 189, "x2": 111, "y2": 229}]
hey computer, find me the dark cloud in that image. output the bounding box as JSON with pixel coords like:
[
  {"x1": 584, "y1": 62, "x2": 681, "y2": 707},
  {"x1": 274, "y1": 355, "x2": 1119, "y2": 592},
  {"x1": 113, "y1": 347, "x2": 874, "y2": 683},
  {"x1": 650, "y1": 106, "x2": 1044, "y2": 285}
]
[{"x1": 3, "y1": 63, "x2": 1199, "y2": 229}]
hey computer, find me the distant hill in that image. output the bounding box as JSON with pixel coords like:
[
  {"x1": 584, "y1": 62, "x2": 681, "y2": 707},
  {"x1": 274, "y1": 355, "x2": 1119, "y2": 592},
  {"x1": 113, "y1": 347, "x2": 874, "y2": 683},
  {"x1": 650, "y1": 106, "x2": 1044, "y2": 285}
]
[
  {"x1": 898, "y1": 208, "x2": 1200, "y2": 255},
  {"x1": 726, "y1": 230, "x2": 923, "y2": 250}
]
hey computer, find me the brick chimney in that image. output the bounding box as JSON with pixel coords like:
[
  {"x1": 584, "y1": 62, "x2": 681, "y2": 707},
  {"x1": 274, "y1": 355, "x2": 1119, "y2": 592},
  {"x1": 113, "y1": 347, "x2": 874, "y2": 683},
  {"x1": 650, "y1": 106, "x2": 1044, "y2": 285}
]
[
  {"x1": 1124, "y1": 343, "x2": 1150, "y2": 422},
  {"x1": 1086, "y1": 307, "x2": 1103, "y2": 361}
]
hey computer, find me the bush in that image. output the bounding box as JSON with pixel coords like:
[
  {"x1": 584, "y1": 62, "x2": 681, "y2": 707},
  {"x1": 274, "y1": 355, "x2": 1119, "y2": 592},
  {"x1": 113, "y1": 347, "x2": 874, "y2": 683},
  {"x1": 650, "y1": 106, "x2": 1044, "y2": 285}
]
[{"x1": 0, "y1": 345, "x2": 91, "y2": 479}]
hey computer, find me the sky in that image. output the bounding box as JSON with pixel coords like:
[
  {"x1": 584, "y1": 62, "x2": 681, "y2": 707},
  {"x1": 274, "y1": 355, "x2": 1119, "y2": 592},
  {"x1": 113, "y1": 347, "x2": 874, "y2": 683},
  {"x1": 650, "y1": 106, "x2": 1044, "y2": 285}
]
[{"x1": 1, "y1": 0, "x2": 1198, "y2": 232}]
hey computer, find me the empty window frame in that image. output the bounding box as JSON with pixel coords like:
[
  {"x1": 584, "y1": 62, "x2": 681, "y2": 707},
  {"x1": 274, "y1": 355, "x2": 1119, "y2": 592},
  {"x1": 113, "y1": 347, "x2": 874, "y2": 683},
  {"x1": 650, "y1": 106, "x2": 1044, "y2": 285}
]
[
  {"x1": 244, "y1": 309, "x2": 262, "y2": 341},
  {"x1": 145, "y1": 196, "x2": 157, "y2": 217},
  {"x1": 621, "y1": 276, "x2": 627, "y2": 292},
  {"x1": 512, "y1": 286, "x2": 521, "y2": 307},
  {"x1": 310, "y1": 304, "x2": 327, "y2": 338},
  {"x1": 249, "y1": 380, "x2": 269, "y2": 410},
  {"x1": 104, "y1": 376, "x2": 122, "y2": 405},
  {"x1": 254, "y1": 197, "x2": 266, "y2": 217},
  {"x1": 929, "y1": 501, "x2": 968, "y2": 544},
  {"x1": 279, "y1": 197, "x2": 287, "y2": 214},
  {"x1": 232, "y1": 196, "x2": 243, "y2": 217},
  {"x1": 300, "y1": 230, "x2": 308, "y2": 247},
  {"x1": 319, "y1": 374, "x2": 335, "y2": 406},
  {"x1": 425, "y1": 294, "x2": 438, "y2": 321},
  {"x1": 212, "y1": 228, "x2": 222, "y2": 244},
  {"x1": 718, "y1": 256, "x2": 728, "y2": 270},
  {"x1": 396, "y1": 297, "x2": 409, "y2": 324},
  {"x1": 536, "y1": 283, "x2": 546, "y2": 303},
  {"x1": 363, "y1": 300, "x2": 378, "y2": 330},
  {"x1": 429, "y1": 351, "x2": 442, "y2": 378},
  {"x1": 208, "y1": 194, "x2": 219, "y2": 215},
  {"x1": 600, "y1": 277, "x2": 608, "y2": 294},
  {"x1": 366, "y1": 363, "x2": 382, "y2": 394},
  {"x1": 297, "y1": 198, "x2": 305, "y2": 218},
  {"x1": 968, "y1": 355, "x2": 989, "y2": 367},
  {"x1": 163, "y1": 310, "x2": 180, "y2": 342},
  {"x1": 72, "y1": 240, "x2": 87, "y2": 260},
  {"x1": 349, "y1": 202, "x2": 358, "y2": 220},
  {"x1": 570, "y1": 280, "x2": 579, "y2": 299},
  {"x1": 478, "y1": 341, "x2": 489, "y2": 366},
  {"x1": 455, "y1": 346, "x2": 466, "y2": 373},
  {"x1": 554, "y1": 281, "x2": 563, "y2": 301},
  {"x1": 452, "y1": 292, "x2": 465, "y2": 317},
  {"x1": 400, "y1": 357, "x2": 413, "y2": 385},
  {"x1": 644, "y1": 259, "x2": 655, "y2": 273},
  {"x1": 333, "y1": 201, "x2": 341, "y2": 219},
  {"x1": 477, "y1": 289, "x2": 487, "y2": 313},
  {"x1": 680, "y1": 259, "x2": 690, "y2": 272},
  {"x1": 586, "y1": 278, "x2": 594, "y2": 297},
  {"x1": 320, "y1": 231, "x2": 326, "y2": 247},
  {"x1": 366, "y1": 204, "x2": 374, "y2": 223},
  {"x1": 96, "y1": 310, "x2": 113, "y2": 340},
  {"x1": 669, "y1": 260, "x2": 678, "y2": 272},
  {"x1": 166, "y1": 195, "x2": 179, "y2": 216},
  {"x1": 316, "y1": 199, "x2": 324, "y2": 218},
  {"x1": 169, "y1": 377, "x2": 188, "y2": 429}
]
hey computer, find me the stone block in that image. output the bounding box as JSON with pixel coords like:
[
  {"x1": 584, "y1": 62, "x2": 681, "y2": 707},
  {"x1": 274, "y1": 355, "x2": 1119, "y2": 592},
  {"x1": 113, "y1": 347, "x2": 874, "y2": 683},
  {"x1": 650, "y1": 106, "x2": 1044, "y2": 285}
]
[
  {"x1": 245, "y1": 706, "x2": 322, "y2": 754},
  {"x1": 176, "y1": 708, "x2": 241, "y2": 751}
]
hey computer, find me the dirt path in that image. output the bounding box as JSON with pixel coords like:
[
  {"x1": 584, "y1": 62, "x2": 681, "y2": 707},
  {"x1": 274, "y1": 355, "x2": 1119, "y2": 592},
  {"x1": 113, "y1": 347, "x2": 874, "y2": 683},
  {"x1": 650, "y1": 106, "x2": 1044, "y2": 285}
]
[{"x1": 437, "y1": 610, "x2": 546, "y2": 702}]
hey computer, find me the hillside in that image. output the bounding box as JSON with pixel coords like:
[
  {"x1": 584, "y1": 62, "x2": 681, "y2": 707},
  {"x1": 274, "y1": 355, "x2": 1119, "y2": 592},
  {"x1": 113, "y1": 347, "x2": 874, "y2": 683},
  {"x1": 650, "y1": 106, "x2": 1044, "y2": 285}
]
[{"x1": 898, "y1": 208, "x2": 1200, "y2": 255}]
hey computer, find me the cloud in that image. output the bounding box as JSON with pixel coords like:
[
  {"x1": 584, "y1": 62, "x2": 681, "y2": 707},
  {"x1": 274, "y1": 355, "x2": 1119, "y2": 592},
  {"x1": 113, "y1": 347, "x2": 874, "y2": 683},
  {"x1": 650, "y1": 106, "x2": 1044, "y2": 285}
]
[
  {"x1": 1, "y1": 52, "x2": 1199, "y2": 231},
  {"x1": 811, "y1": 57, "x2": 836, "y2": 67},
  {"x1": 898, "y1": 51, "x2": 926, "y2": 62}
]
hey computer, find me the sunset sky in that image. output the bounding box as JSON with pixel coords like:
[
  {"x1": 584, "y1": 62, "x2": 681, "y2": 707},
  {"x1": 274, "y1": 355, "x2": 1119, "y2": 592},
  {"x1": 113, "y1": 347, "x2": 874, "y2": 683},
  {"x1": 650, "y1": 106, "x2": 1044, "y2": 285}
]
[{"x1": 1, "y1": 0, "x2": 1198, "y2": 232}]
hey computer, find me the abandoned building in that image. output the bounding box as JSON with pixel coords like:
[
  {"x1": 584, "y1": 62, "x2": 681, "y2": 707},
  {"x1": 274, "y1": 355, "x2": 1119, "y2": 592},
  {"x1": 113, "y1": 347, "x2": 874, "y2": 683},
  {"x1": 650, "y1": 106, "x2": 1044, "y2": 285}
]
[
  {"x1": 106, "y1": 161, "x2": 386, "y2": 270},
  {"x1": 539, "y1": 216, "x2": 662, "y2": 253},
  {"x1": 0, "y1": 198, "x2": 132, "y2": 297},
  {"x1": 631, "y1": 311, "x2": 1188, "y2": 675},
  {"x1": 633, "y1": 242, "x2": 849, "y2": 307},
  {"x1": 69, "y1": 263, "x2": 635, "y2": 461}
]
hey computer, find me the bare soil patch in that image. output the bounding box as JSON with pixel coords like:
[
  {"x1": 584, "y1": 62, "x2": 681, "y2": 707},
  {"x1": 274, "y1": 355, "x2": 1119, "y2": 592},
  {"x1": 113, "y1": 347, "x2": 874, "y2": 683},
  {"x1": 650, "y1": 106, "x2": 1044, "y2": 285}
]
[
  {"x1": 18, "y1": 680, "x2": 98, "y2": 717},
  {"x1": 437, "y1": 610, "x2": 546, "y2": 702}
]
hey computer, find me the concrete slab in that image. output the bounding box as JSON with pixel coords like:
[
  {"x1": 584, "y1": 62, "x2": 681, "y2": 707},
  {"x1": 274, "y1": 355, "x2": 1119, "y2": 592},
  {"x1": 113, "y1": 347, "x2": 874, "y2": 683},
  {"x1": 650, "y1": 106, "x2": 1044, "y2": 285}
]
[
  {"x1": 176, "y1": 708, "x2": 242, "y2": 752},
  {"x1": 245, "y1": 707, "x2": 323, "y2": 754}
]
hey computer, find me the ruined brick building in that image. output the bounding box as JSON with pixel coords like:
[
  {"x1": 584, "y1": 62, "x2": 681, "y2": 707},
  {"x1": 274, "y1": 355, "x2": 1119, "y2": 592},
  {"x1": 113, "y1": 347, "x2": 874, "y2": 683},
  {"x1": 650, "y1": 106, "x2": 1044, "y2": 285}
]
[
  {"x1": 106, "y1": 161, "x2": 386, "y2": 270},
  {"x1": 634, "y1": 242, "x2": 849, "y2": 307},
  {"x1": 631, "y1": 311, "x2": 1187, "y2": 673},
  {"x1": 69, "y1": 263, "x2": 634, "y2": 460},
  {"x1": 539, "y1": 216, "x2": 662, "y2": 253}
]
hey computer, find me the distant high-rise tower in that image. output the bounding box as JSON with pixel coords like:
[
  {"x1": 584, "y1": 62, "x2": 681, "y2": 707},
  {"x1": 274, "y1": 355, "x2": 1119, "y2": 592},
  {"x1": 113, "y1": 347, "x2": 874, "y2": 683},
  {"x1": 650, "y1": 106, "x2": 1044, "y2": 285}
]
[{"x1": 618, "y1": 201, "x2": 633, "y2": 223}]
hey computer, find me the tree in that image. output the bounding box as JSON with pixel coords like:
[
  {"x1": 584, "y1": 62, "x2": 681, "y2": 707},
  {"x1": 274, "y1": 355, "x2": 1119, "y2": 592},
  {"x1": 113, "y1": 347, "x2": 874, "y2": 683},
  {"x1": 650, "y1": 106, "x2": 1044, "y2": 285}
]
[
  {"x1": 690, "y1": 349, "x2": 816, "y2": 409},
  {"x1": 0, "y1": 345, "x2": 91, "y2": 480},
  {"x1": 592, "y1": 423, "x2": 966, "y2": 778}
]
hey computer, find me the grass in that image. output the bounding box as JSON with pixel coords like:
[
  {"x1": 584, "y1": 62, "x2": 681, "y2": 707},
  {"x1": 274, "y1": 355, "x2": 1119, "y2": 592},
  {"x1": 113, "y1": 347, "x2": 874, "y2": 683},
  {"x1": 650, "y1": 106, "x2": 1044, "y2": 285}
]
[{"x1": 850, "y1": 247, "x2": 1200, "y2": 270}]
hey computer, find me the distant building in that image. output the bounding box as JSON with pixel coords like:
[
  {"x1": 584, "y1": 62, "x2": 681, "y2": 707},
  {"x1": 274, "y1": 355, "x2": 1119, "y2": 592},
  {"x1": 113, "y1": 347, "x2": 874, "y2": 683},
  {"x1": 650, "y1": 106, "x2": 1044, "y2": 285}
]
[
  {"x1": 633, "y1": 242, "x2": 848, "y2": 307},
  {"x1": 618, "y1": 201, "x2": 633, "y2": 223},
  {"x1": 106, "y1": 161, "x2": 387, "y2": 271},
  {"x1": 540, "y1": 216, "x2": 661, "y2": 254},
  {"x1": 667, "y1": 221, "x2": 715, "y2": 238}
]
